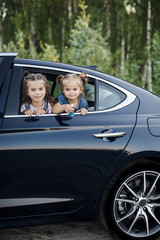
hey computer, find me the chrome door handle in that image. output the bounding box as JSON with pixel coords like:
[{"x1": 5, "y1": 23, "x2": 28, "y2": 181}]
[{"x1": 92, "y1": 132, "x2": 126, "y2": 138}]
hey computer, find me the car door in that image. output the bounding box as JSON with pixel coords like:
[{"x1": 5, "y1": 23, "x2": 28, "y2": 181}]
[{"x1": 0, "y1": 63, "x2": 139, "y2": 219}]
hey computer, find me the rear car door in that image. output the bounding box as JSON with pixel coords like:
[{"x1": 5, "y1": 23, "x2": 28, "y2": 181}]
[{"x1": 0, "y1": 62, "x2": 139, "y2": 219}]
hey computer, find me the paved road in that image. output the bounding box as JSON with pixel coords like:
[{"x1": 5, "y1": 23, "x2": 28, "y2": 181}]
[{"x1": 0, "y1": 221, "x2": 120, "y2": 240}]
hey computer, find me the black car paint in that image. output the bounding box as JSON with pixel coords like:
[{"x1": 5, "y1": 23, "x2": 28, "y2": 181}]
[
  {"x1": 1, "y1": 54, "x2": 160, "y2": 234},
  {"x1": 0, "y1": 97, "x2": 139, "y2": 217}
]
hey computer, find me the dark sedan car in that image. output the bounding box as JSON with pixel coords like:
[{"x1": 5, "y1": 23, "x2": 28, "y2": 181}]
[{"x1": 1, "y1": 52, "x2": 160, "y2": 240}]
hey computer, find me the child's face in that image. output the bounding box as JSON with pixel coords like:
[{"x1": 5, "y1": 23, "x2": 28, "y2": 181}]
[
  {"x1": 63, "y1": 80, "x2": 82, "y2": 102},
  {"x1": 27, "y1": 80, "x2": 46, "y2": 104}
]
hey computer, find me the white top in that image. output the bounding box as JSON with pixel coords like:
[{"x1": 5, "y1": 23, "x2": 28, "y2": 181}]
[{"x1": 21, "y1": 101, "x2": 52, "y2": 114}]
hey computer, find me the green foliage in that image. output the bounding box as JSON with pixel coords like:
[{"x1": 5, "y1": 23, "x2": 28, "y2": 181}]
[
  {"x1": 64, "y1": 1, "x2": 112, "y2": 73},
  {"x1": 38, "y1": 41, "x2": 60, "y2": 62},
  {"x1": 115, "y1": 50, "x2": 142, "y2": 87},
  {"x1": 3, "y1": 30, "x2": 60, "y2": 62},
  {"x1": 3, "y1": 30, "x2": 29, "y2": 58},
  {"x1": 115, "y1": 60, "x2": 142, "y2": 87},
  {"x1": 2, "y1": 0, "x2": 160, "y2": 95}
]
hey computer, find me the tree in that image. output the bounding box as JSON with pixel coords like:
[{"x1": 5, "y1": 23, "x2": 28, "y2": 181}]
[
  {"x1": 64, "y1": 1, "x2": 112, "y2": 73},
  {"x1": 2, "y1": 0, "x2": 160, "y2": 95},
  {"x1": 3, "y1": 30, "x2": 29, "y2": 58},
  {"x1": 142, "y1": 0, "x2": 152, "y2": 91},
  {"x1": 38, "y1": 41, "x2": 60, "y2": 62},
  {"x1": 152, "y1": 31, "x2": 160, "y2": 95}
]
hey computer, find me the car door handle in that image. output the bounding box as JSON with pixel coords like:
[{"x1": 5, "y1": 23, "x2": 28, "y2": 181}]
[{"x1": 92, "y1": 132, "x2": 126, "y2": 138}]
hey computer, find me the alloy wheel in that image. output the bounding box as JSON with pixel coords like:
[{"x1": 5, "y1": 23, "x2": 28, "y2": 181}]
[{"x1": 113, "y1": 171, "x2": 160, "y2": 238}]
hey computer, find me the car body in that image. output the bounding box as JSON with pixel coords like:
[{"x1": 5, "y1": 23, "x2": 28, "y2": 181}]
[{"x1": 1, "y1": 52, "x2": 160, "y2": 240}]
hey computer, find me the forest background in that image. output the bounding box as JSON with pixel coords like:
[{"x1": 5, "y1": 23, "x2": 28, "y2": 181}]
[{"x1": 0, "y1": 0, "x2": 160, "y2": 94}]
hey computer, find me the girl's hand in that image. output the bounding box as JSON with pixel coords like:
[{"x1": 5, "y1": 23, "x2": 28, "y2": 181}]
[
  {"x1": 76, "y1": 108, "x2": 88, "y2": 115},
  {"x1": 64, "y1": 104, "x2": 74, "y2": 114},
  {"x1": 24, "y1": 109, "x2": 34, "y2": 116},
  {"x1": 34, "y1": 108, "x2": 46, "y2": 116}
]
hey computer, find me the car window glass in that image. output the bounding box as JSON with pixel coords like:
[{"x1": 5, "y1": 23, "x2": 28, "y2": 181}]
[
  {"x1": 84, "y1": 80, "x2": 95, "y2": 111},
  {"x1": 98, "y1": 81, "x2": 126, "y2": 110}
]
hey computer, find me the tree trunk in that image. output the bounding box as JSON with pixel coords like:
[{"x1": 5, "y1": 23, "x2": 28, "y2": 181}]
[
  {"x1": 146, "y1": 0, "x2": 152, "y2": 91},
  {"x1": 21, "y1": 0, "x2": 33, "y2": 57},
  {"x1": 29, "y1": 15, "x2": 36, "y2": 58},
  {"x1": 48, "y1": 6, "x2": 53, "y2": 44},
  {"x1": 29, "y1": 0, "x2": 36, "y2": 59},
  {"x1": 126, "y1": 32, "x2": 131, "y2": 62},
  {"x1": 105, "y1": 0, "x2": 111, "y2": 42},
  {"x1": 21, "y1": 0, "x2": 36, "y2": 58},
  {"x1": 73, "y1": 0, "x2": 78, "y2": 14},
  {"x1": 61, "y1": 17, "x2": 65, "y2": 61},
  {"x1": 142, "y1": 64, "x2": 147, "y2": 88},
  {"x1": 121, "y1": 37, "x2": 125, "y2": 70},
  {"x1": 143, "y1": 0, "x2": 152, "y2": 91},
  {"x1": 61, "y1": 1, "x2": 67, "y2": 61},
  {"x1": 68, "y1": 0, "x2": 72, "y2": 30}
]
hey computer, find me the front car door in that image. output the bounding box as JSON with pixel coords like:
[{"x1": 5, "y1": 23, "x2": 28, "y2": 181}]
[{"x1": 0, "y1": 60, "x2": 139, "y2": 220}]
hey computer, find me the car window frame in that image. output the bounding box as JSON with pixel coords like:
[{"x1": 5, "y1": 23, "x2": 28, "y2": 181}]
[
  {"x1": 4, "y1": 63, "x2": 136, "y2": 117},
  {"x1": 0, "y1": 53, "x2": 17, "y2": 91},
  {"x1": 0, "y1": 69, "x2": 12, "y2": 116}
]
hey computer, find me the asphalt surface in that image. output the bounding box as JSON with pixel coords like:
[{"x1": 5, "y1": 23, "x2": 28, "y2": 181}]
[{"x1": 0, "y1": 221, "x2": 120, "y2": 240}]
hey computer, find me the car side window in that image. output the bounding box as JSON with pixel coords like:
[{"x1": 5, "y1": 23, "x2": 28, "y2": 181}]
[
  {"x1": 98, "y1": 81, "x2": 126, "y2": 110},
  {"x1": 83, "y1": 80, "x2": 95, "y2": 111},
  {"x1": 19, "y1": 70, "x2": 95, "y2": 115}
]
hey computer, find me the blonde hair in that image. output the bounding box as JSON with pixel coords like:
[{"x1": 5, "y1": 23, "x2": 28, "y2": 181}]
[{"x1": 56, "y1": 72, "x2": 88, "y2": 91}]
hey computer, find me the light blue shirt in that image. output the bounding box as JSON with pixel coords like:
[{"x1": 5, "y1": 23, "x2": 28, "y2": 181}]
[{"x1": 58, "y1": 93, "x2": 88, "y2": 112}]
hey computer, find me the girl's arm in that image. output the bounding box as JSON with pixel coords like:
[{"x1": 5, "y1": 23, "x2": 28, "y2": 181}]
[
  {"x1": 52, "y1": 102, "x2": 74, "y2": 114},
  {"x1": 75, "y1": 98, "x2": 88, "y2": 115}
]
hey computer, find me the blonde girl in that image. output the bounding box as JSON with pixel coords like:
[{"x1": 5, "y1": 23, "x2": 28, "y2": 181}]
[
  {"x1": 21, "y1": 73, "x2": 55, "y2": 116},
  {"x1": 52, "y1": 72, "x2": 88, "y2": 115}
]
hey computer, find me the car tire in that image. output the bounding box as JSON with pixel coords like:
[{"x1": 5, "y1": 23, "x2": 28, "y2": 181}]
[{"x1": 99, "y1": 159, "x2": 160, "y2": 240}]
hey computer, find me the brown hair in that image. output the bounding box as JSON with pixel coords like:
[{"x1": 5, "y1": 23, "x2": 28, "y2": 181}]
[
  {"x1": 21, "y1": 73, "x2": 55, "y2": 106},
  {"x1": 56, "y1": 72, "x2": 88, "y2": 91}
]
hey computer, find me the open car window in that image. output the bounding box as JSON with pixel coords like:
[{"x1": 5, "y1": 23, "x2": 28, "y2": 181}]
[
  {"x1": 5, "y1": 63, "x2": 136, "y2": 116},
  {"x1": 19, "y1": 70, "x2": 96, "y2": 115},
  {"x1": 12, "y1": 68, "x2": 129, "y2": 116}
]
